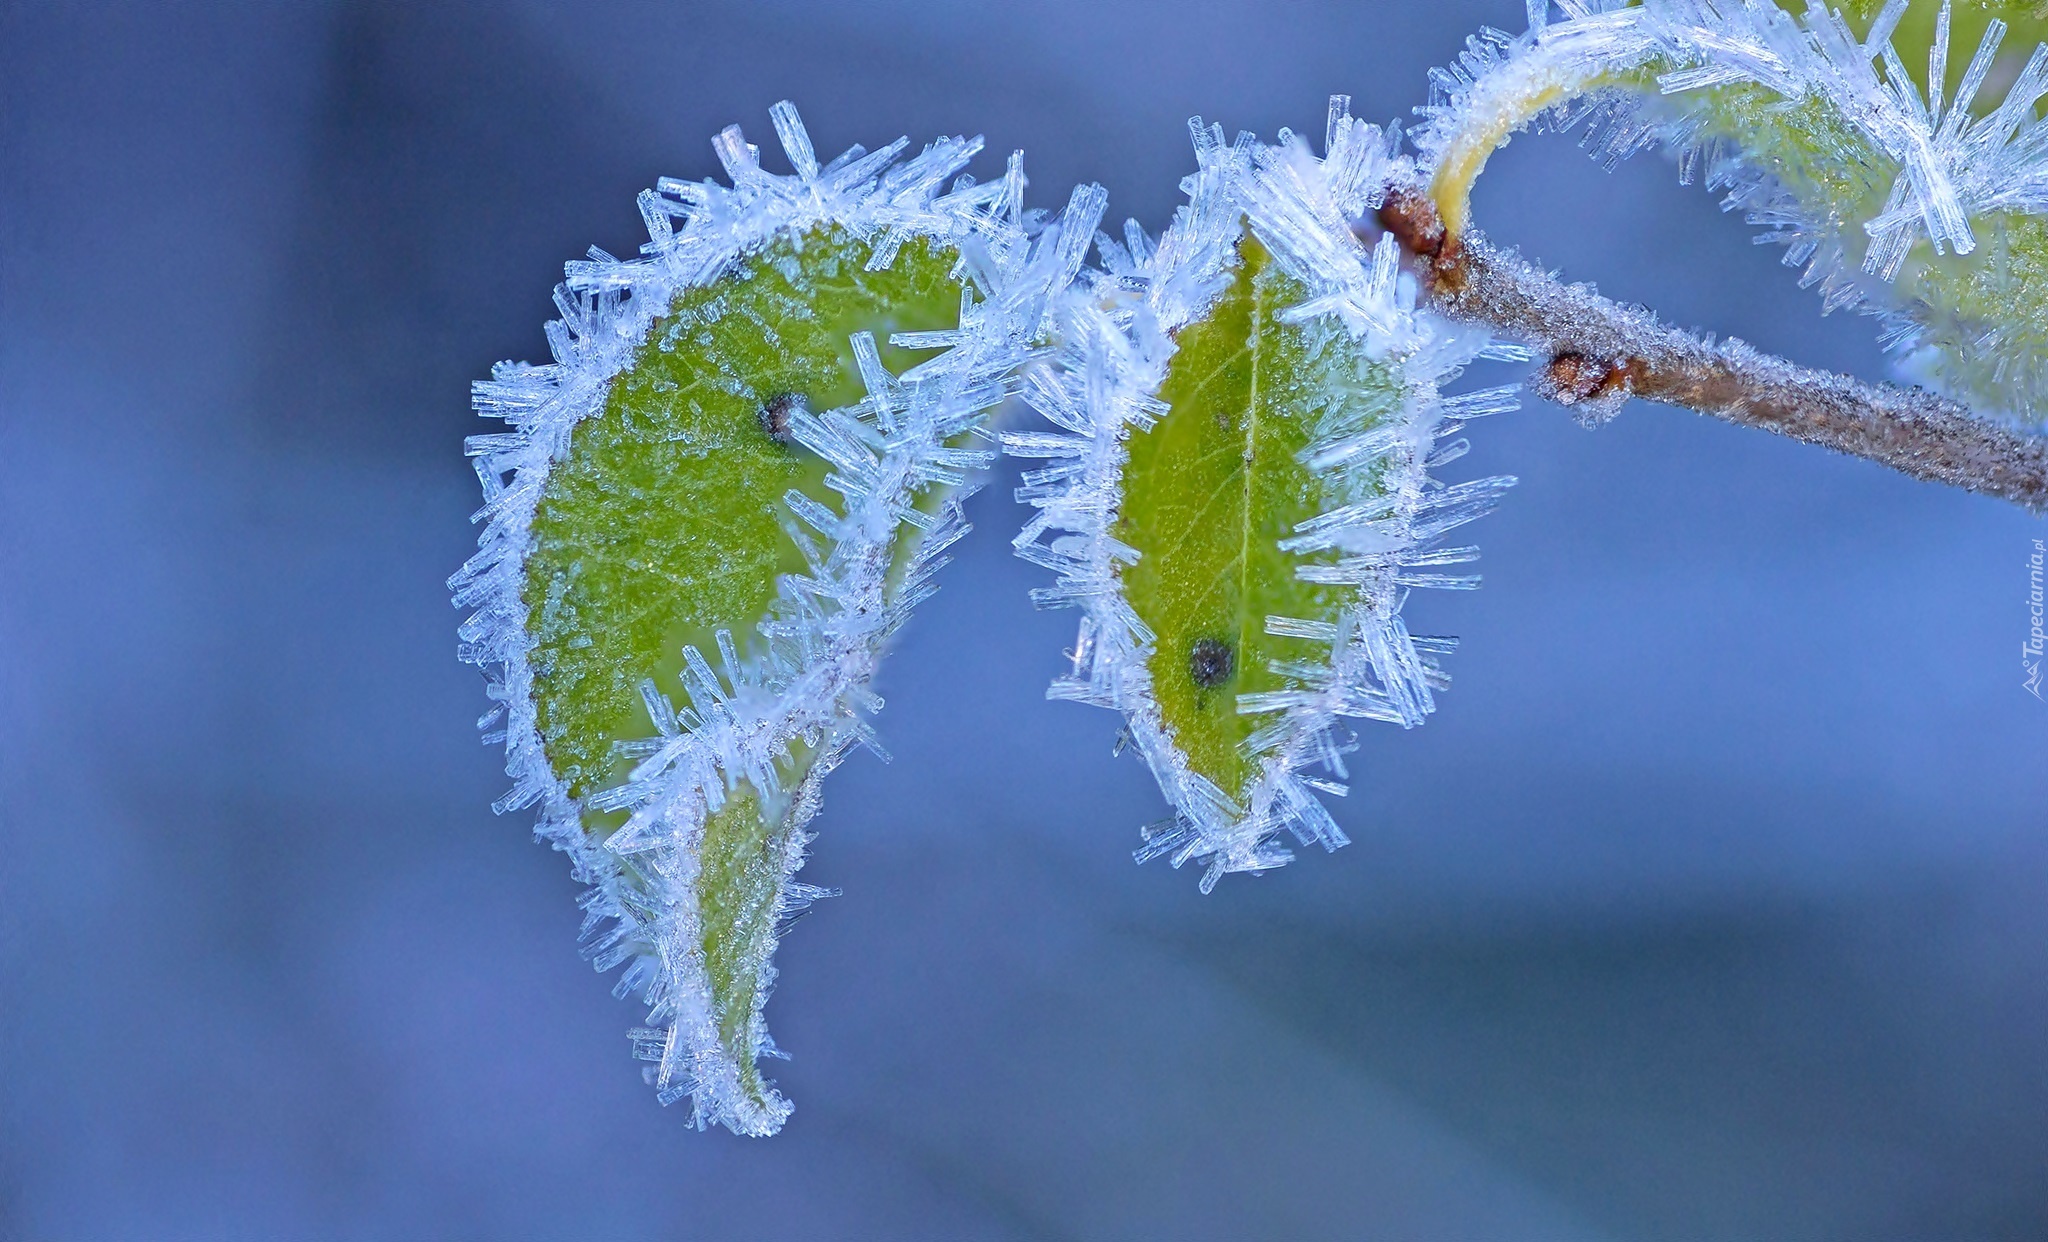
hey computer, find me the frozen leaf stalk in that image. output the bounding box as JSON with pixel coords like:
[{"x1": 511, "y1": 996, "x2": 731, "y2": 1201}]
[{"x1": 451, "y1": 103, "x2": 1101, "y2": 1134}]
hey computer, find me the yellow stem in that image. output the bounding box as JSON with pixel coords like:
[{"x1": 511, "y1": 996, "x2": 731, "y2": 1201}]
[{"x1": 1425, "y1": 42, "x2": 1617, "y2": 238}]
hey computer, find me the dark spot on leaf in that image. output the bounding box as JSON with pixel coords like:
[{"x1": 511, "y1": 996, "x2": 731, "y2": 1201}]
[
  {"x1": 759, "y1": 392, "x2": 808, "y2": 447},
  {"x1": 1189, "y1": 636, "x2": 1233, "y2": 689}
]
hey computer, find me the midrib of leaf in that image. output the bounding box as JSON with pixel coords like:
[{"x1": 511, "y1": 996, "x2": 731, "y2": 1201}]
[
  {"x1": 697, "y1": 781, "x2": 784, "y2": 1109},
  {"x1": 1231, "y1": 255, "x2": 1267, "y2": 752}
]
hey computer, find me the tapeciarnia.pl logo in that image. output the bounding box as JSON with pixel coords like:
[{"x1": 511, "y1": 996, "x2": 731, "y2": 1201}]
[{"x1": 2027, "y1": 539, "x2": 2045, "y2": 701}]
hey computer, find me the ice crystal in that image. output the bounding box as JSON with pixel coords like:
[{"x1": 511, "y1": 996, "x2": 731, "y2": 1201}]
[
  {"x1": 451, "y1": 102, "x2": 1103, "y2": 1134},
  {"x1": 1415, "y1": 0, "x2": 2048, "y2": 421},
  {"x1": 1008, "y1": 100, "x2": 1519, "y2": 891}
]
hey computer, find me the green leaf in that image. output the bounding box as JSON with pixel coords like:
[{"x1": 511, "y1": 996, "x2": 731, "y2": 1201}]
[
  {"x1": 1682, "y1": 4, "x2": 2048, "y2": 420},
  {"x1": 1671, "y1": 5, "x2": 2048, "y2": 417},
  {"x1": 518, "y1": 228, "x2": 964, "y2": 1130},
  {"x1": 456, "y1": 104, "x2": 1088, "y2": 1134},
  {"x1": 1117, "y1": 236, "x2": 1406, "y2": 802},
  {"x1": 1643, "y1": 3, "x2": 2048, "y2": 232},
  {"x1": 524, "y1": 227, "x2": 961, "y2": 806}
]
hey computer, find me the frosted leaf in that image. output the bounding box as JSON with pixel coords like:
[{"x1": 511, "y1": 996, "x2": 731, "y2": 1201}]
[
  {"x1": 1413, "y1": 0, "x2": 2048, "y2": 422},
  {"x1": 1009, "y1": 102, "x2": 1516, "y2": 891},
  {"x1": 451, "y1": 102, "x2": 1103, "y2": 1135}
]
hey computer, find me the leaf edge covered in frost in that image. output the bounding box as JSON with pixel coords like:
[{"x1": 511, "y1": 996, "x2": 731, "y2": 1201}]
[
  {"x1": 1414, "y1": 0, "x2": 2048, "y2": 422},
  {"x1": 450, "y1": 102, "x2": 1105, "y2": 1135},
  {"x1": 1008, "y1": 100, "x2": 1521, "y2": 892}
]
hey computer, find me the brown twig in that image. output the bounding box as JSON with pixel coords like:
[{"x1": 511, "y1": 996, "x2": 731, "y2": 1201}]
[{"x1": 1375, "y1": 191, "x2": 2048, "y2": 513}]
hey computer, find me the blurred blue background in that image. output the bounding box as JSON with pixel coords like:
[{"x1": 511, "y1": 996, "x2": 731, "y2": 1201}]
[{"x1": 4, "y1": 2, "x2": 2047, "y2": 1237}]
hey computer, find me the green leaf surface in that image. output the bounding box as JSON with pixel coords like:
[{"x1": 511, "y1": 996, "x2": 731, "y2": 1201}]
[
  {"x1": 1813, "y1": 0, "x2": 2048, "y2": 75},
  {"x1": 1117, "y1": 237, "x2": 1405, "y2": 801},
  {"x1": 523, "y1": 228, "x2": 961, "y2": 805},
  {"x1": 520, "y1": 227, "x2": 965, "y2": 1127}
]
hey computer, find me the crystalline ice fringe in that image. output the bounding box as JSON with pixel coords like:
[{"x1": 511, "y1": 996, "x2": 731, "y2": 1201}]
[{"x1": 450, "y1": 103, "x2": 1102, "y2": 1135}]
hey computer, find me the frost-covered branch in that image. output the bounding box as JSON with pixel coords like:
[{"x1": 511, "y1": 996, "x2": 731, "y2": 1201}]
[{"x1": 1378, "y1": 190, "x2": 2048, "y2": 512}]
